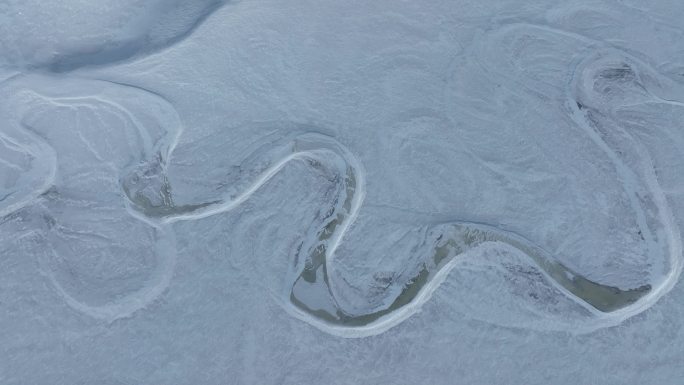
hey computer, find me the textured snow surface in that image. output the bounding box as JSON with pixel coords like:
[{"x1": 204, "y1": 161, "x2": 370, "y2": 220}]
[{"x1": 2, "y1": 0, "x2": 684, "y2": 384}]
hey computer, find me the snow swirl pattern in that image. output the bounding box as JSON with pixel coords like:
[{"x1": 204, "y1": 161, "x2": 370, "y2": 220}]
[{"x1": 1, "y1": 21, "x2": 682, "y2": 338}]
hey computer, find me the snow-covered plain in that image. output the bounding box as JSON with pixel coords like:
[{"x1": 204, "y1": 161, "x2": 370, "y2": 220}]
[{"x1": 2, "y1": 0, "x2": 684, "y2": 383}]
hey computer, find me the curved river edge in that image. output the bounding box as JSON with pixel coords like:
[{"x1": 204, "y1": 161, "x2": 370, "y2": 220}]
[
  {"x1": 2, "y1": 18, "x2": 681, "y2": 337},
  {"x1": 123, "y1": 128, "x2": 678, "y2": 337}
]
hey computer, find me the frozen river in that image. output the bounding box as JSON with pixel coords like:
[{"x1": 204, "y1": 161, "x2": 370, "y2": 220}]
[{"x1": 2, "y1": 1, "x2": 684, "y2": 384}]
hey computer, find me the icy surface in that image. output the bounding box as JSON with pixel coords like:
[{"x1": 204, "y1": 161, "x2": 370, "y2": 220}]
[{"x1": 2, "y1": 0, "x2": 684, "y2": 384}]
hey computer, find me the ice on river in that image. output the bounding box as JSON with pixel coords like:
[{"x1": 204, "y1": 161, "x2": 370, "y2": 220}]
[{"x1": 2, "y1": 1, "x2": 684, "y2": 384}]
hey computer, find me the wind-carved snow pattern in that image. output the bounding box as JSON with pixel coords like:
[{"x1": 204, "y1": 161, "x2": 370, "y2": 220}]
[
  {"x1": 0, "y1": 74, "x2": 181, "y2": 322},
  {"x1": 0, "y1": 0, "x2": 229, "y2": 72},
  {"x1": 1, "y1": 22, "x2": 682, "y2": 338},
  {"x1": 0, "y1": 91, "x2": 56, "y2": 219},
  {"x1": 444, "y1": 22, "x2": 683, "y2": 332}
]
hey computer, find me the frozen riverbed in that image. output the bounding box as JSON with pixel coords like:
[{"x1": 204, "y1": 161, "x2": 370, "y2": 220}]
[{"x1": 2, "y1": 1, "x2": 684, "y2": 384}]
